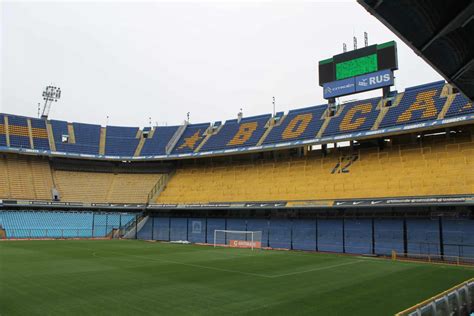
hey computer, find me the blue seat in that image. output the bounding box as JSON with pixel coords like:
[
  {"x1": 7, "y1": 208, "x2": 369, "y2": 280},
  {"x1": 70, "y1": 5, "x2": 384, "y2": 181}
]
[
  {"x1": 380, "y1": 81, "x2": 446, "y2": 128},
  {"x1": 172, "y1": 123, "x2": 210, "y2": 154},
  {"x1": 200, "y1": 114, "x2": 271, "y2": 151},
  {"x1": 141, "y1": 126, "x2": 180, "y2": 156},
  {"x1": 445, "y1": 93, "x2": 473, "y2": 118},
  {"x1": 0, "y1": 211, "x2": 135, "y2": 239},
  {"x1": 105, "y1": 125, "x2": 140, "y2": 156},
  {"x1": 262, "y1": 105, "x2": 326, "y2": 145}
]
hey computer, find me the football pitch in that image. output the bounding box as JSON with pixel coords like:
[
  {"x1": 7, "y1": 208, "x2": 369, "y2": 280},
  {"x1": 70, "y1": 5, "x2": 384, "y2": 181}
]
[{"x1": 1, "y1": 240, "x2": 473, "y2": 315}]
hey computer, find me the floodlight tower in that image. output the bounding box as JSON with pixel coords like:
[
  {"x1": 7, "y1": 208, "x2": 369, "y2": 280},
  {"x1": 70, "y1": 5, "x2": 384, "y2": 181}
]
[{"x1": 41, "y1": 85, "x2": 61, "y2": 119}]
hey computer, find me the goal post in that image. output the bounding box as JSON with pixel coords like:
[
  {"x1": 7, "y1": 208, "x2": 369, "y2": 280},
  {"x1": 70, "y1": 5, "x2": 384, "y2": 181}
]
[{"x1": 213, "y1": 230, "x2": 262, "y2": 250}]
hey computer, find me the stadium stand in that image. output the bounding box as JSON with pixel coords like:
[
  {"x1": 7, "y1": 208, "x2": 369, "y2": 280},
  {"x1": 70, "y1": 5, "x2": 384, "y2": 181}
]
[
  {"x1": 0, "y1": 80, "x2": 473, "y2": 260},
  {"x1": 157, "y1": 133, "x2": 474, "y2": 203},
  {"x1": 323, "y1": 97, "x2": 380, "y2": 136},
  {"x1": 53, "y1": 170, "x2": 163, "y2": 203},
  {"x1": 262, "y1": 105, "x2": 327, "y2": 145},
  {"x1": 172, "y1": 122, "x2": 210, "y2": 154},
  {"x1": 0, "y1": 155, "x2": 53, "y2": 200},
  {"x1": 0, "y1": 82, "x2": 473, "y2": 157},
  {"x1": 104, "y1": 125, "x2": 140, "y2": 156},
  {"x1": 30, "y1": 118, "x2": 50, "y2": 150},
  {"x1": 7, "y1": 115, "x2": 31, "y2": 149},
  {"x1": 0, "y1": 114, "x2": 6, "y2": 147},
  {"x1": 140, "y1": 125, "x2": 180, "y2": 156},
  {"x1": 445, "y1": 93, "x2": 473, "y2": 118},
  {"x1": 379, "y1": 82, "x2": 446, "y2": 128},
  {"x1": 0, "y1": 211, "x2": 135, "y2": 238},
  {"x1": 51, "y1": 120, "x2": 101, "y2": 155},
  {"x1": 200, "y1": 114, "x2": 271, "y2": 151},
  {"x1": 72, "y1": 122, "x2": 101, "y2": 154}
]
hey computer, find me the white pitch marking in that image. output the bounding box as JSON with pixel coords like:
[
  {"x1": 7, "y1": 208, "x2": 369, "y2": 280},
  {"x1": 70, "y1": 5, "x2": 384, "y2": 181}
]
[
  {"x1": 60, "y1": 244, "x2": 366, "y2": 279},
  {"x1": 268, "y1": 259, "x2": 365, "y2": 278}
]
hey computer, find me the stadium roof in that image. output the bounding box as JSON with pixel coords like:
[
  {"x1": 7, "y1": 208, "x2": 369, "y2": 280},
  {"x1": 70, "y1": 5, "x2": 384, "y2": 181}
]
[{"x1": 358, "y1": 0, "x2": 474, "y2": 102}]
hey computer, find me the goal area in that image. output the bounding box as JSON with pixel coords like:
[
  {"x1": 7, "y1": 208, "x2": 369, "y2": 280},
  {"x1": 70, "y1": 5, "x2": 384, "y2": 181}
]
[{"x1": 213, "y1": 230, "x2": 262, "y2": 250}]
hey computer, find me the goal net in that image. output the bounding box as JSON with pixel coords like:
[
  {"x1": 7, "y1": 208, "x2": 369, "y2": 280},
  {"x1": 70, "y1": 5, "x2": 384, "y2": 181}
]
[{"x1": 213, "y1": 230, "x2": 262, "y2": 250}]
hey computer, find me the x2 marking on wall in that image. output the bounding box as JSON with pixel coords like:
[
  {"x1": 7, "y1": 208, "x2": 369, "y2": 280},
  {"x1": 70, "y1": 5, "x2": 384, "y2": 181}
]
[{"x1": 331, "y1": 154, "x2": 359, "y2": 174}]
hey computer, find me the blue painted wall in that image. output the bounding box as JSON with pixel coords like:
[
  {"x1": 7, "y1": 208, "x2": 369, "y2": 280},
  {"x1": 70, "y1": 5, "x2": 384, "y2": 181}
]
[
  {"x1": 318, "y1": 219, "x2": 343, "y2": 253},
  {"x1": 406, "y1": 219, "x2": 440, "y2": 256},
  {"x1": 344, "y1": 219, "x2": 372, "y2": 254},
  {"x1": 374, "y1": 219, "x2": 404, "y2": 255},
  {"x1": 292, "y1": 219, "x2": 316, "y2": 251}
]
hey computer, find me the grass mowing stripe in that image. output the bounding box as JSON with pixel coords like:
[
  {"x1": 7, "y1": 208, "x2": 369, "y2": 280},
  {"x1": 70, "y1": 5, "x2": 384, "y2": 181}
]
[
  {"x1": 1, "y1": 240, "x2": 473, "y2": 316},
  {"x1": 94, "y1": 248, "x2": 365, "y2": 279},
  {"x1": 269, "y1": 259, "x2": 364, "y2": 278}
]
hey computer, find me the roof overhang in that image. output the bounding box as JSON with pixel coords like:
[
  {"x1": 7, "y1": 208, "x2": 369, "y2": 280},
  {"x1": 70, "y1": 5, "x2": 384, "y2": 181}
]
[{"x1": 358, "y1": 0, "x2": 474, "y2": 102}]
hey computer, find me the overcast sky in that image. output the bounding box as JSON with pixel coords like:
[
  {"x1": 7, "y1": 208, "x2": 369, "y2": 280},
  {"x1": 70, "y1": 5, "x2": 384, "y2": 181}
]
[{"x1": 1, "y1": 0, "x2": 442, "y2": 128}]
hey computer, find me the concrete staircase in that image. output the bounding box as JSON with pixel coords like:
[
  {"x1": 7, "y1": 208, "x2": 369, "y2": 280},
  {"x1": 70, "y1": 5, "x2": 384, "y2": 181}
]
[
  {"x1": 4, "y1": 116, "x2": 10, "y2": 146},
  {"x1": 166, "y1": 124, "x2": 187, "y2": 155},
  {"x1": 67, "y1": 123, "x2": 76, "y2": 144},
  {"x1": 371, "y1": 93, "x2": 404, "y2": 130},
  {"x1": 46, "y1": 122, "x2": 56, "y2": 151},
  {"x1": 316, "y1": 111, "x2": 332, "y2": 138},
  {"x1": 99, "y1": 127, "x2": 106, "y2": 155},
  {"x1": 147, "y1": 171, "x2": 175, "y2": 203},
  {"x1": 257, "y1": 115, "x2": 286, "y2": 146},
  {"x1": 27, "y1": 119, "x2": 34, "y2": 149},
  {"x1": 134, "y1": 136, "x2": 146, "y2": 157},
  {"x1": 195, "y1": 125, "x2": 221, "y2": 152},
  {"x1": 123, "y1": 214, "x2": 148, "y2": 239},
  {"x1": 437, "y1": 93, "x2": 457, "y2": 120}
]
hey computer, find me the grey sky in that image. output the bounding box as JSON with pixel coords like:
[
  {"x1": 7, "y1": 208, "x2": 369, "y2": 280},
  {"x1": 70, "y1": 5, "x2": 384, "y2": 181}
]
[{"x1": 1, "y1": 0, "x2": 442, "y2": 128}]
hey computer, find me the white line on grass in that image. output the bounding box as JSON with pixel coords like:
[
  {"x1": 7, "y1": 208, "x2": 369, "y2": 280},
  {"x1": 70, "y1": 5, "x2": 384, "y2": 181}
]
[
  {"x1": 268, "y1": 259, "x2": 364, "y2": 278},
  {"x1": 60, "y1": 243, "x2": 366, "y2": 279},
  {"x1": 100, "y1": 250, "x2": 272, "y2": 278},
  {"x1": 94, "y1": 249, "x2": 365, "y2": 279}
]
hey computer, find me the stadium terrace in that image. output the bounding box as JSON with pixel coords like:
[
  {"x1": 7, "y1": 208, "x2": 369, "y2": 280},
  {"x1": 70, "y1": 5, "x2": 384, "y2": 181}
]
[
  {"x1": 2, "y1": 1, "x2": 474, "y2": 315},
  {"x1": 2, "y1": 79, "x2": 474, "y2": 316},
  {"x1": 1, "y1": 81, "x2": 473, "y2": 161}
]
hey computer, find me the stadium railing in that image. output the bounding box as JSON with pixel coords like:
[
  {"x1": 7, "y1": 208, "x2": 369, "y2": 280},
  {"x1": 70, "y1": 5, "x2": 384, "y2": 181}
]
[
  {"x1": 3, "y1": 228, "x2": 114, "y2": 239},
  {"x1": 395, "y1": 278, "x2": 474, "y2": 316},
  {"x1": 391, "y1": 251, "x2": 474, "y2": 266},
  {"x1": 147, "y1": 170, "x2": 175, "y2": 203}
]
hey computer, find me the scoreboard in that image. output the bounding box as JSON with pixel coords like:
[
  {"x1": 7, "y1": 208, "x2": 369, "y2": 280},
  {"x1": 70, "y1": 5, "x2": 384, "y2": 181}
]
[
  {"x1": 335, "y1": 54, "x2": 377, "y2": 80},
  {"x1": 319, "y1": 41, "x2": 398, "y2": 89}
]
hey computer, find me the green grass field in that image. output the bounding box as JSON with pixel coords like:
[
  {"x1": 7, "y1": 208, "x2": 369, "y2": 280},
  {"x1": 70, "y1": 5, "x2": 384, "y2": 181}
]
[{"x1": 1, "y1": 240, "x2": 473, "y2": 315}]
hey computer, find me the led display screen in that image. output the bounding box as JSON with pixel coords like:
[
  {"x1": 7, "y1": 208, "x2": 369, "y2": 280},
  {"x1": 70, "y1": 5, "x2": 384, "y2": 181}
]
[{"x1": 335, "y1": 54, "x2": 378, "y2": 80}]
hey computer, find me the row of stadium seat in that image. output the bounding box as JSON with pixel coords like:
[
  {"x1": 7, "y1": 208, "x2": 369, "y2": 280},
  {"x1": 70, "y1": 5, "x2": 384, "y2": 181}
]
[
  {"x1": 1, "y1": 127, "x2": 472, "y2": 204},
  {"x1": 137, "y1": 217, "x2": 474, "y2": 258},
  {"x1": 200, "y1": 114, "x2": 271, "y2": 151},
  {"x1": 51, "y1": 120, "x2": 101, "y2": 155},
  {"x1": 0, "y1": 155, "x2": 164, "y2": 203},
  {"x1": 53, "y1": 170, "x2": 162, "y2": 203},
  {"x1": 0, "y1": 155, "x2": 53, "y2": 200},
  {"x1": 1, "y1": 81, "x2": 472, "y2": 157},
  {"x1": 105, "y1": 125, "x2": 140, "y2": 156},
  {"x1": 157, "y1": 135, "x2": 474, "y2": 203},
  {"x1": 379, "y1": 82, "x2": 446, "y2": 127},
  {"x1": 0, "y1": 211, "x2": 135, "y2": 238}
]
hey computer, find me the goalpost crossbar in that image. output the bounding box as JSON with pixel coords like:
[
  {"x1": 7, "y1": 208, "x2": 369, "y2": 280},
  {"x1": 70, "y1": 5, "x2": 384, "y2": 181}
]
[{"x1": 213, "y1": 230, "x2": 262, "y2": 250}]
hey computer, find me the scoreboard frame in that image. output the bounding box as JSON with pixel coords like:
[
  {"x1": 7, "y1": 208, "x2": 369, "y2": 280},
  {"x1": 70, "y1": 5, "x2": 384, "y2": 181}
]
[{"x1": 319, "y1": 41, "x2": 398, "y2": 87}]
